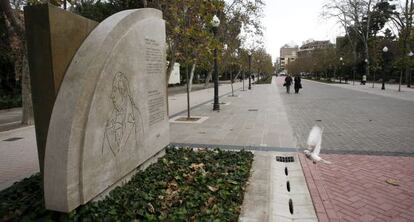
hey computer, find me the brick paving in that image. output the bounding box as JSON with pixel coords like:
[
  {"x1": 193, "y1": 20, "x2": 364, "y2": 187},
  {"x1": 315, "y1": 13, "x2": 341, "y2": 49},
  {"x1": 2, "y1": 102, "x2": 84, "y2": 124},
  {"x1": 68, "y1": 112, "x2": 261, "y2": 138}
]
[{"x1": 300, "y1": 153, "x2": 414, "y2": 222}]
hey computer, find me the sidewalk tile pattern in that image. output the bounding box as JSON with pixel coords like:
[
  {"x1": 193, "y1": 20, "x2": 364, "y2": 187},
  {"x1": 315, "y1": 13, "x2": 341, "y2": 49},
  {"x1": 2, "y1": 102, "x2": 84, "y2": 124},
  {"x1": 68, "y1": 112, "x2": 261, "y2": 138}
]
[{"x1": 300, "y1": 153, "x2": 414, "y2": 222}]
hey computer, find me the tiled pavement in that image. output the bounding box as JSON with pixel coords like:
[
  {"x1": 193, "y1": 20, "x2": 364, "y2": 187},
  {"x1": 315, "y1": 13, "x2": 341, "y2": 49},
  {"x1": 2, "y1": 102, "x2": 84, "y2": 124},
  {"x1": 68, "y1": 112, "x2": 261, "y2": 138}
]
[
  {"x1": 277, "y1": 78, "x2": 414, "y2": 155},
  {"x1": 300, "y1": 153, "x2": 414, "y2": 222},
  {"x1": 0, "y1": 126, "x2": 39, "y2": 190},
  {"x1": 2, "y1": 76, "x2": 414, "y2": 222}
]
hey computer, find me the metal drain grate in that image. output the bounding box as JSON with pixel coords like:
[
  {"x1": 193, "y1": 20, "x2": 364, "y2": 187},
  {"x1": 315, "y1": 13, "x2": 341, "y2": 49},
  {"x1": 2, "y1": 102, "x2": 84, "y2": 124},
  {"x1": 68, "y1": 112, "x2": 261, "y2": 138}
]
[
  {"x1": 286, "y1": 180, "x2": 291, "y2": 192},
  {"x1": 248, "y1": 109, "x2": 258, "y2": 112},
  {"x1": 3, "y1": 137, "x2": 23, "y2": 142},
  {"x1": 276, "y1": 156, "x2": 295, "y2": 162}
]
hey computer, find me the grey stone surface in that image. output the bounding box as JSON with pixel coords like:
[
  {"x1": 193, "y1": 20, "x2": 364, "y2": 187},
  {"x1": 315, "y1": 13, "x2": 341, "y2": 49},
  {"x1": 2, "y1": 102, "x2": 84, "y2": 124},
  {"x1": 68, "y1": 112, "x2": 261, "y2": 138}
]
[
  {"x1": 24, "y1": 4, "x2": 98, "y2": 175},
  {"x1": 44, "y1": 9, "x2": 169, "y2": 212},
  {"x1": 0, "y1": 126, "x2": 38, "y2": 191},
  {"x1": 170, "y1": 78, "x2": 297, "y2": 148},
  {"x1": 278, "y1": 78, "x2": 414, "y2": 155}
]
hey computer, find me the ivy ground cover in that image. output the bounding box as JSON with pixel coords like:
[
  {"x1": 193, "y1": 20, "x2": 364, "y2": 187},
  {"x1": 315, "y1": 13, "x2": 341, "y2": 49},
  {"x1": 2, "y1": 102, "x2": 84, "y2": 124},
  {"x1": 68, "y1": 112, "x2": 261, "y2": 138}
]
[{"x1": 0, "y1": 147, "x2": 254, "y2": 221}]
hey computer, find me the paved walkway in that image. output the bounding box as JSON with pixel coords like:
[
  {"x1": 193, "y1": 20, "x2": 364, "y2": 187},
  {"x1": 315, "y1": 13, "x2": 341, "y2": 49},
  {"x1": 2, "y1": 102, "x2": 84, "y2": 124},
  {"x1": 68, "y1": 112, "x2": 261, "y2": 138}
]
[
  {"x1": 170, "y1": 78, "x2": 297, "y2": 148},
  {"x1": 2, "y1": 76, "x2": 414, "y2": 222},
  {"x1": 0, "y1": 108, "x2": 23, "y2": 132},
  {"x1": 278, "y1": 78, "x2": 414, "y2": 155},
  {"x1": 312, "y1": 79, "x2": 414, "y2": 103},
  {"x1": 0, "y1": 126, "x2": 38, "y2": 190}
]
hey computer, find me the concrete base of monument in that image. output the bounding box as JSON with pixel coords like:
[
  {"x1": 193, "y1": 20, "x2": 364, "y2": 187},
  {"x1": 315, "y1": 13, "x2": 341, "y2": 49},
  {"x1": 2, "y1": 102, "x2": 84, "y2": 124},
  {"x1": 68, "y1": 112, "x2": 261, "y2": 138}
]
[
  {"x1": 169, "y1": 116, "x2": 209, "y2": 124},
  {"x1": 91, "y1": 148, "x2": 166, "y2": 202}
]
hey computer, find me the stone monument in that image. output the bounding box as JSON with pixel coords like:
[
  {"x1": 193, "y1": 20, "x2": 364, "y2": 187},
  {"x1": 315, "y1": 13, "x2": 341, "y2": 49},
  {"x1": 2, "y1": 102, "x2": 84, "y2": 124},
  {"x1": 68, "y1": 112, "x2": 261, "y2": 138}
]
[
  {"x1": 43, "y1": 8, "x2": 169, "y2": 212},
  {"x1": 24, "y1": 4, "x2": 98, "y2": 175}
]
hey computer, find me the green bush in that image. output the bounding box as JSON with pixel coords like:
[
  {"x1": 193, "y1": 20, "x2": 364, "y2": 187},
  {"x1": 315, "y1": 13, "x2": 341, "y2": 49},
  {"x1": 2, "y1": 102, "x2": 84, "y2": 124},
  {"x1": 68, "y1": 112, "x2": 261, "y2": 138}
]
[
  {"x1": 255, "y1": 75, "x2": 272, "y2": 84},
  {"x1": 0, "y1": 95, "x2": 22, "y2": 110},
  {"x1": 0, "y1": 147, "x2": 254, "y2": 221}
]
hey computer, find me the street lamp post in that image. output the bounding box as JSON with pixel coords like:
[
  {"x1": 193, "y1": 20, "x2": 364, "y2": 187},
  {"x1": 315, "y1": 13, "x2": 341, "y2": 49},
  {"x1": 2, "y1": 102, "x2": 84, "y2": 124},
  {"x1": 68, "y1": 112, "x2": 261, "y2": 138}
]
[
  {"x1": 364, "y1": 58, "x2": 368, "y2": 85},
  {"x1": 382, "y1": 46, "x2": 388, "y2": 90},
  {"x1": 211, "y1": 15, "x2": 220, "y2": 111},
  {"x1": 248, "y1": 51, "x2": 252, "y2": 90},
  {"x1": 339, "y1": 57, "x2": 343, "y2": 83},
  {"x1": 408, "y1": 51, "x2": 413, "y2": 88}
]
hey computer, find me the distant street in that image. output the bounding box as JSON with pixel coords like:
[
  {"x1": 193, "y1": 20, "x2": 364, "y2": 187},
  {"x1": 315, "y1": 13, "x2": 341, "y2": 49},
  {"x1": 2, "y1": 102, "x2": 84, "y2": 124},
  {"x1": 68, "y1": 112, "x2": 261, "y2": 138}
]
[
  {"x1": 0, "y1": 108, "x2": 22, "y2": 132},
  {"x1": 278, "y1": 78, "x2": 414, "y2": 155}
]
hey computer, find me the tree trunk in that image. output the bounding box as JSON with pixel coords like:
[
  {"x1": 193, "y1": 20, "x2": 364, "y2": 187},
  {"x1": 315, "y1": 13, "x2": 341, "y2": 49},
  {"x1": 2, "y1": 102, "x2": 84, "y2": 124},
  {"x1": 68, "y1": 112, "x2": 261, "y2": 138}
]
[
  {"x1": 204, "y1": 67, "x2": 213, "y2": 88},
  {"x1": 234, "y1": 70, "x2": 241, "y2": 81},
  {"x1": 188, "y1": 63, "x2": 196, "y2": 92},
  {"x1": 352, "y1": 43, "x2": 358, "y2": 85},
  {"x1": 166, "y1": 43, "x2": 177, "y2": 86},
  {"x1": 364, "y1": 0, "x2": 372, "y2": 80},
  {"x1": 21, "y1": 51, "x2": 34, "y2": 124},
  {"x1": 0, "y1": 0, "x2": 34, "y2": 124},
  {"x1": 364, "y1": 40, "x2": 370, "y2": 80}
]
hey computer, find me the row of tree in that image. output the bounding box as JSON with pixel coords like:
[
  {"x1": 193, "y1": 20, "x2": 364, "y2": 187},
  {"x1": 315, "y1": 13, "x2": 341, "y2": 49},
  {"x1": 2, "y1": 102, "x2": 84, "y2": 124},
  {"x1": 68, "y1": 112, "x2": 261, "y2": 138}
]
[
  {"x1": 0, "y1": 0, "x2": 273, "y2": 124},
  {"x1": 287, "y1": 0, "x2": 414, "y2": 87}
]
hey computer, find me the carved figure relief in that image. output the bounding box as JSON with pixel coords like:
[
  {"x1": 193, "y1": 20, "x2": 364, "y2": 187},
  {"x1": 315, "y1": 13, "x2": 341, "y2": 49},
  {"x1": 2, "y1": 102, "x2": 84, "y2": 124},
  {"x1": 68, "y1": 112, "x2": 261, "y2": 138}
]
[{"x1": 102, "y1": 72, "x2": 144, "y2": 156}]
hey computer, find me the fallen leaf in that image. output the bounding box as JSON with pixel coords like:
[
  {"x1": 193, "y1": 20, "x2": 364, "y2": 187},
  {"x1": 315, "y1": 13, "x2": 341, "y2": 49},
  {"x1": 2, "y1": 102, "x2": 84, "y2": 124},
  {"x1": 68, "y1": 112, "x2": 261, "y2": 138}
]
[
  {"x1": 207, "y1": 197, "x2": 215, "y2": 205},
  {"x1": 191, "y1": 163, "x2": 205, "y2": 170},
  {"x1": 147, "y1": 203, "x2": 155, "y2": 213},
  {"x1": 208, "y1": 185, "x2": 219, "y2": 192},
  {"x1": 386, "y1": 179, "x2": 400, "y2": 186}
]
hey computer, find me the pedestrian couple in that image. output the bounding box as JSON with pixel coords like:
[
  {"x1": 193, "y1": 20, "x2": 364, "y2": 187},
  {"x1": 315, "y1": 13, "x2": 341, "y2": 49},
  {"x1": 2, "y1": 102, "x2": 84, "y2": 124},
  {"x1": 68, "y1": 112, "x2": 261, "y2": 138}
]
[{"x1": 283, "y1": 75, "x2": 302, "y2": 94}]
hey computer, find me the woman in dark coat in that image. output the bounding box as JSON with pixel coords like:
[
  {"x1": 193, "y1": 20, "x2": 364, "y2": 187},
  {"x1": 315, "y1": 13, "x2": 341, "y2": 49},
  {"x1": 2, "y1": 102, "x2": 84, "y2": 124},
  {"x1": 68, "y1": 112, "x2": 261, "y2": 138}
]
[
  {"x1": 284, "y1": 75, "x2": 293, "y2": 93},
  {"x1": 294, "y1": 75, "x2": 302, "y2": 94}
]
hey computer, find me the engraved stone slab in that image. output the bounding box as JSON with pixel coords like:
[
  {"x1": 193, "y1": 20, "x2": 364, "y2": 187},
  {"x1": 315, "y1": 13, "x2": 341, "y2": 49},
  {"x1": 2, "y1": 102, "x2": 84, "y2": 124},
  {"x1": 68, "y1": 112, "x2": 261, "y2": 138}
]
[{"x1": 44, "y1": 8, "x2": 168, "y2": 212}]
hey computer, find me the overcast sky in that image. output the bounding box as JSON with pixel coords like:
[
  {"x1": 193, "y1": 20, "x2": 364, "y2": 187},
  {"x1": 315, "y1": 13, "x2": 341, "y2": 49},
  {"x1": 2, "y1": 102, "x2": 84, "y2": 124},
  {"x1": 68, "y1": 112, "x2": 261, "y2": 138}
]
[{"x1": 262, "y1": 0, "x2": 342, "y2": 61}]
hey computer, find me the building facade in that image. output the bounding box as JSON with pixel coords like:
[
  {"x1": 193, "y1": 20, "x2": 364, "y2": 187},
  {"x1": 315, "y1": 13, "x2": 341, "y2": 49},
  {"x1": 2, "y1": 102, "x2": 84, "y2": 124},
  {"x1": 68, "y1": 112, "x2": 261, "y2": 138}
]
[
  {"x1": 298, "y1": 40, "x2": 333, "y2": 57},
  {"x1": 279, "y1": 44, "x2": 298, "y2": 71}
]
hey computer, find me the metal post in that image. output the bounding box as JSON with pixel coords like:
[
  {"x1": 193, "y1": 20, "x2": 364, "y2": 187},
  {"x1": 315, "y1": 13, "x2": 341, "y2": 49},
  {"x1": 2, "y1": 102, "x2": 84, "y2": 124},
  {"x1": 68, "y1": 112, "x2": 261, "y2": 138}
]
[
  {"x1": 242, "y1": 71, "x2": 245, "y2": 91},
  {"x1": 408, "y1": 53, "x2": 413, "y2": 88},
  {"x1": 382, "y1": 55, "x2": 386, "y2": 90},
  {"x1": 186, "y1": 65, "x2": 190, "y2": 118},
  {"x1": 213, "y1": 28, "x2": 220, "y2": 111},
  {"x1": 248, "y1": 54, "x2": 252, "y2": 90},
  {"x1": 230, "y1": 70, "x2": 234, "y2": 96}
]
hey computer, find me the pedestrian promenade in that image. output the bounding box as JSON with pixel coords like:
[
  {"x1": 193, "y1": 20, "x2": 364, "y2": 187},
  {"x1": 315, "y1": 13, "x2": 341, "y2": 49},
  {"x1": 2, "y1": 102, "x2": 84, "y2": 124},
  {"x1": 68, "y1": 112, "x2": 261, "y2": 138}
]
[
  {"x1": 2, "y1": 76, "x2": 412, "y2": 221},
  {"x1": 0, "y1": 78, "x2": 318, "y2": 221},
  {"x1": 309, "y1": 79, "x2": 414, "y2": 102}
]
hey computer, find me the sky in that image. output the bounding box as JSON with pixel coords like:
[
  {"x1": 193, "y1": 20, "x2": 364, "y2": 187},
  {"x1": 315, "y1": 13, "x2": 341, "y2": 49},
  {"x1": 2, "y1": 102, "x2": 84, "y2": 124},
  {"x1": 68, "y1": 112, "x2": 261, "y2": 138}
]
[{"x1": 262, "y1": 0, "x2": 342, "y2": 61}]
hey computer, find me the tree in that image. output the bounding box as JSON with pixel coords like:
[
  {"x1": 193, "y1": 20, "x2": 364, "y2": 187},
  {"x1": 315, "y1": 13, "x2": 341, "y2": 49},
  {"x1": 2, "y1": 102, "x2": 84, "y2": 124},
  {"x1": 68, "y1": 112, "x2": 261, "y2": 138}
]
[
  {"x1": 0, "y1": 0, "x2": 33, "y2": 124},
  {"x1": 391, "y1": 0, "x2": 414, "y2": 88},
  {"x1": 323, "y1": 0, "x2": 395, "y2": 84}
]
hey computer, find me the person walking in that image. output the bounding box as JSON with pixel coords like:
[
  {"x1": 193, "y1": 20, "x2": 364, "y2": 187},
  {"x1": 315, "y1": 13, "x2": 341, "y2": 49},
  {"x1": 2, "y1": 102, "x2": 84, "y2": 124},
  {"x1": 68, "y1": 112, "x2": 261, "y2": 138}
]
[
  {"x1": 362, "y1": 75, "x2": 367, "y2": 85},
  {"x1": 284, "y1": 75, "x2": 293, "y2": 93},
  {"x1": 294, "y1": 75, "x2": 302, "y2": 93}
]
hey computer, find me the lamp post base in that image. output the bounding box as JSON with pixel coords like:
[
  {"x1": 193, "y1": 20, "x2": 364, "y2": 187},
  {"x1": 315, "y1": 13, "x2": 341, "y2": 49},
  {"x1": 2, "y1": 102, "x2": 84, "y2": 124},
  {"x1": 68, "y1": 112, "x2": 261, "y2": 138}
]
[{"x1": 213, "y1": 103, "x2": 220, "y2": 111}]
